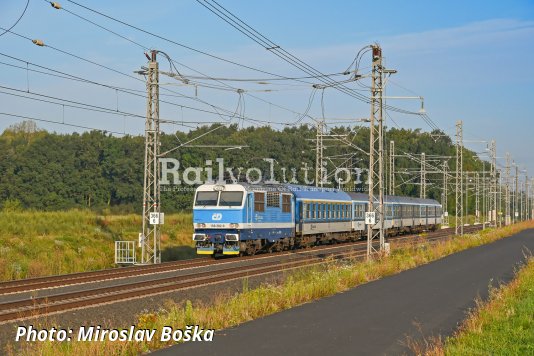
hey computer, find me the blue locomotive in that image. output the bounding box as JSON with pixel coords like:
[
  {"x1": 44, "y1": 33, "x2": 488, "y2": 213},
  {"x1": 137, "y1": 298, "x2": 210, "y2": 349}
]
[{"x1": 192, "y1": 183, "x2": 442, "y2": 256}]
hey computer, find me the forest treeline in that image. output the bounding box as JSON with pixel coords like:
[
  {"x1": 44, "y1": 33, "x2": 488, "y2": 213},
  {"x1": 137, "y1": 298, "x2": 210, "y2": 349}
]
[{"x1": 0, "y1": 121, "x2": 486, "y2": 213}]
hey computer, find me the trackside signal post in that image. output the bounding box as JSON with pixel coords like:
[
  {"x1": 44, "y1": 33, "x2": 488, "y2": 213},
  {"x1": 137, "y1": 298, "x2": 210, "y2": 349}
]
[{"x1": 141, "y1": 50, "x2": 162, "y2": 264}]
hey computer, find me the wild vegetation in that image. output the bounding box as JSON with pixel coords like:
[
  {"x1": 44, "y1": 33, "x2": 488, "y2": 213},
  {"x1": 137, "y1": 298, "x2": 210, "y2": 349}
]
[
  {"x1": 0, "y1": 210, "x2": 194, "y2": 281},
  {"x1": 12, "y1": 221, "x2": 534, "y2": 356},
  {"x1": 1, "y1": 121, "x2": 487, "y2": 213}
]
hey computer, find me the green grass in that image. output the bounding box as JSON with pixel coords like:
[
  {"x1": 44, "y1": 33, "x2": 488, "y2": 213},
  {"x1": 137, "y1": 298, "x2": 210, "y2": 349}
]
[
  {"x1": 13, "y1": 220, "x2": 534, "y2": 356},
  {"x1": 443, "y1": 257, "x2": 534, "y2": 355},
  {"x1": 0, "y1": 210, "x2": 194, "y2": 281}
]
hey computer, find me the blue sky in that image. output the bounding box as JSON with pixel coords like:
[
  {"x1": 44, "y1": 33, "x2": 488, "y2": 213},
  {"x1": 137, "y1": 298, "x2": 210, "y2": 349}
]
[{"x1": 1, "y1": 0, "x2": 533, "y2": 172}]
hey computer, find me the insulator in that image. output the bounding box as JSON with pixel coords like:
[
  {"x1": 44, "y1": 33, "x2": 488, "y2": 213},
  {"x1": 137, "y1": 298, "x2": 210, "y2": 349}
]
[
  {"x1": 32, "y1": 39, "x2": 45, "y2": 47},
  {"x1": 51, "y1": 2, "x2": 62, "y2": 9}
]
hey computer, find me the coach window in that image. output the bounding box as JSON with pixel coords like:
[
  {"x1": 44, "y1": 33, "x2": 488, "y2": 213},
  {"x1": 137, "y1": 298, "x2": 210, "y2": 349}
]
[
  {"x1": 304, "y1": 203, "x2": 309, "y2": 219},
  {"x1": 254, "y1": 192, "x2": 265, "y2": 212},
  {"x1": 282, "y1": 194, "x2": 291, "y2": 213}
]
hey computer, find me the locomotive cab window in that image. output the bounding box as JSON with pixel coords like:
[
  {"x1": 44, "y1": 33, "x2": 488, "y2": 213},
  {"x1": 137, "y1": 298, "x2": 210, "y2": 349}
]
[
  {"x1": 254, "y1": 192, "x2": 265, "y2": 212},
  {"x1": 219, "y1": 191, "x2": 244, "y2": 207},
  {"x1": 195, "y1": 191, "x2": 218, "y2": 206}
]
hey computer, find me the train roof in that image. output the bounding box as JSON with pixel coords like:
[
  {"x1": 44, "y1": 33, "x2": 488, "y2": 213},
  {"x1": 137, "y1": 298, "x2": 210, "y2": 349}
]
[
  {"x1": 285, "y1": 184, "x2": 352, "y2": 201},
  {"x1": 347, "y1": 192, "x2": 441, "y2": 205},
  {"x1": 195, "y1": 183, "x2": 440, "y2": 205}
]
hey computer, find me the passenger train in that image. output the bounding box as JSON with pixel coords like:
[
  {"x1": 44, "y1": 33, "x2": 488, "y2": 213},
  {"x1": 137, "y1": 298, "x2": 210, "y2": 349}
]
[{"x1": 192, "y1": 183, "x2": 442, "y2": 256}]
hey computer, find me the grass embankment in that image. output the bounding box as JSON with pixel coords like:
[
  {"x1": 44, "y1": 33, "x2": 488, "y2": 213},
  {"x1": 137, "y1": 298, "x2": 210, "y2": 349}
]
[
  {"x1": 14, "y1": 221, "x2": 534, "y2": 356},
  {"x1": 0, "y1": 210, "x2": 194, "y2": 281},
  {"x1": 442, "y1": 257, "x2": 534, "y2": 355}
]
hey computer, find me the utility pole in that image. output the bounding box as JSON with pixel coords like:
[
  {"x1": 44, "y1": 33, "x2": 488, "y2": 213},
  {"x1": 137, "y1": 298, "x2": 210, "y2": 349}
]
[
  {"x1": 140, "y1": 50, "x2": 161, "y2": 264},
  {"x1": 315, "y1": 120, "x2": 325, "y2": 187},
  {"x1": 389, "y1": 140, "x2": 395, "y2": 195},
  {"x1": 489, "y1": 140, "x2": 497, "y2": 226},
  {"x1": 442, "y1": 160, "x2": 449, "y2": 227},
  {"x1": 367, "y1": 44, "x2": 386, "y2": 257},
  {"x1": 420, "y1": 152, "x2": 426, "y2": 199},
  {"x1": 455, "y1": 120, "x2": 464, "y2": 235},
  {"x1": 505, "y1": 153, "x2": 511, "y2": 226}
]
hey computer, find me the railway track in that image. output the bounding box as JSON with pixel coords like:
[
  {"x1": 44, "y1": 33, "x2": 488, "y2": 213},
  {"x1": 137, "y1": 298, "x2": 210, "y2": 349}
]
[{"x1": 0, "y1": 225, "x2": 484, "y2": 323}]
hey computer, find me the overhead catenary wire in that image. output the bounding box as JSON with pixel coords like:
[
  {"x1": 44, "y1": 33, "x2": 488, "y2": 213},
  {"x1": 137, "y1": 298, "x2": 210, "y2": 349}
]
[
  {"x1": 57, "y1": 0, "x2": 332, "y2": 85},
  {"x1": 0, "y1": 0, "x2": 30, "y2": 37},
  {"x1": 47, "y1": 0, "x2": 421, "y2": 123},
  {"x1": 0, "y1": 24, "x2": 316, "y2": 127},
  {"x1": 0, "y1": 51, "x2": 291, "y2": 127},
  {"x1": 195, "y1": 0, "x2": 431, "y2": 118},
  {"x1": 0, "y1": 111, "x2": 127, "y2": 135},
  {"x1": 0, "y1": 85, "x2": 203, "y2": 129},
  {"x1": 42, "y1": 0, "x2": 429, "y2": 128}
]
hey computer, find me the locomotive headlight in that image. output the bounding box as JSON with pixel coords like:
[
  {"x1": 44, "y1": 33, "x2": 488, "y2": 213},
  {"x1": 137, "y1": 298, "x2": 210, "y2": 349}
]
[
  {"x1": 199, "y1": 223, "x2": 206, "y2": 228},
  {"x1": 193, "y1": 233, "x2": 207, "y2": 241},
  {"x1": 230, "y1": 223, "x2": 239, "y2": 228},
  {"x1": 225, "y1": 233, "x2": 239, "y2": 241}
]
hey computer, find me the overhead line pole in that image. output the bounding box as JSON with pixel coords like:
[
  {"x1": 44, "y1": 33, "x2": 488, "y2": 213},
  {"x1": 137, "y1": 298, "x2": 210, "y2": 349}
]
[
  {"x1": 489, "y1": 140, "x2": 497, "y2": 227},
  {"x1": 442, "y1": 160, "x2": 449, "y2": 227},
  {"x1": 505, "y1": 153, "x2": 511, "y2": 226},
  {"x1": 455, "y1": 120, "x2": 463, "y2": 235},
  {"x1": 465, "y1": 172, "x2": 469, "y2": 224},
  {"x1": 367, "y1": 44, "x2": 386, "y2": 257},
  {"x1": 389, "y1": 140, "x2": 395, "y2": 195},
  {"x1": 475, "y1": 172, "x2": 480, "y2": 225},
  {"x1": 140, "y1": 50, "x2": 161, "y2": 264},
  {"x1": 514, "y1": 164, "x2": 519, "y2": 223},
  {"x1": 315, "y1": 120, "x2": 325, "y2": 187},
  {"x1": 421, "y1": 155, "x2": 426, "y2": 198}
]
